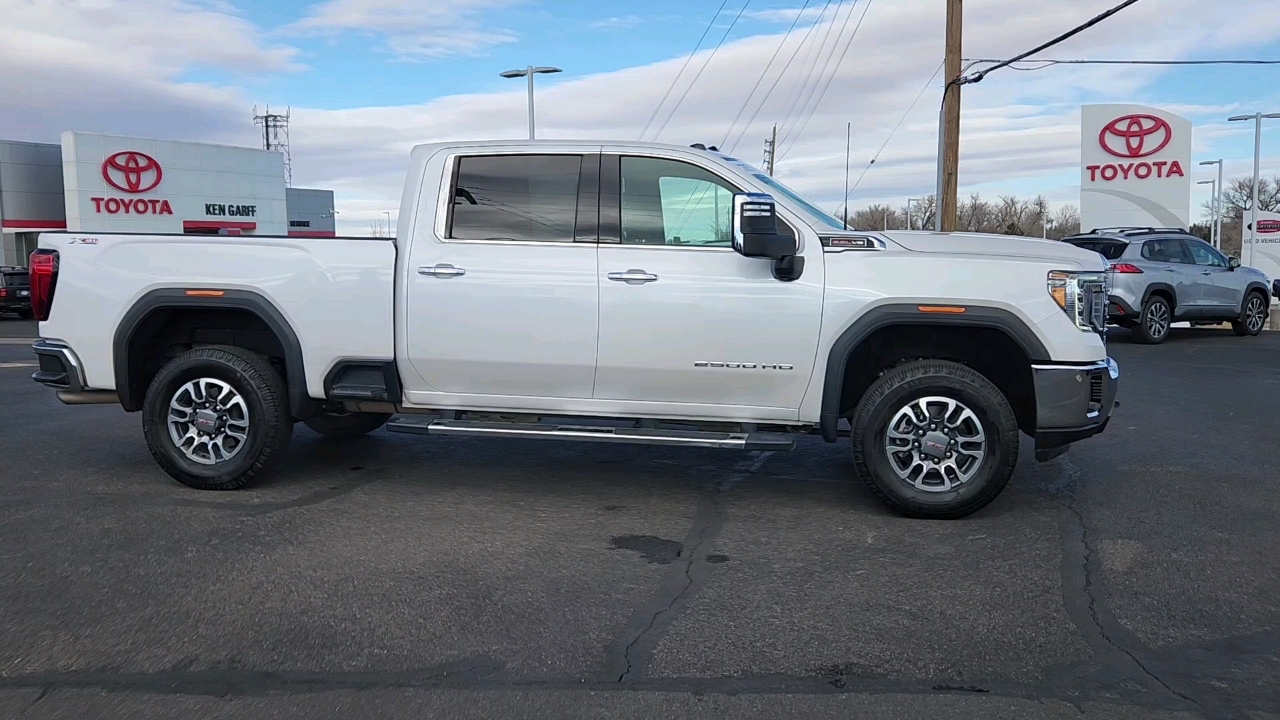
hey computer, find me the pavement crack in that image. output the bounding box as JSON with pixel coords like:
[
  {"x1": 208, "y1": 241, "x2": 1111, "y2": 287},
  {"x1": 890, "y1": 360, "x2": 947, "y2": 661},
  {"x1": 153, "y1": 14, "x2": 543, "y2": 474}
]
[
  {"x1": 1054, "y1": 457, "x2": 1203, "y2": 713},
  {"x1": 608, "y1": 452, "x2": 773, "y2": 684}
]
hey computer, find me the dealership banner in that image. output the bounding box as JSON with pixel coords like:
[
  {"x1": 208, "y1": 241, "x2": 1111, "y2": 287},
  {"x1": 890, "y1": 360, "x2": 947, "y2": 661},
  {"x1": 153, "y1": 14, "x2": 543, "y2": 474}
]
[
  {"x1": 1080, "y1": 104, "x2": 1192, "y2": 232},
  {"x1": 1243, "y1": 209, "x2": 1280, "y2": 283}
]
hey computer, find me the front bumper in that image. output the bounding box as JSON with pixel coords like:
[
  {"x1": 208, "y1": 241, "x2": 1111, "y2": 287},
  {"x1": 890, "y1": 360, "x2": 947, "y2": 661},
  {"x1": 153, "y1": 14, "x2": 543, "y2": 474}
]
[{"x1": 1032, "y1": 358, "x2": 1119, "y2": 460}]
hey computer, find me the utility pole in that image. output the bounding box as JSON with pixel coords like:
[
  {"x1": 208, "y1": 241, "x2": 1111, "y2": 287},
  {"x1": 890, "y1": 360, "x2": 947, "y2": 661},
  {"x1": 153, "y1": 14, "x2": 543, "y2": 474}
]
[
  {"x1": 936, "y1": 0, "x2": 962, "y2": 231},
  {"x1": 764, "y1": 124, "x2": 778, "y2": 176}
]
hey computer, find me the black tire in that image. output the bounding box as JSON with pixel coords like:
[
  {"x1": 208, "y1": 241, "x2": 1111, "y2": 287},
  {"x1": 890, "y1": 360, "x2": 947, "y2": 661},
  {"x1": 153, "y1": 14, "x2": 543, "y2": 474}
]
[
  {"x1": 1231, "y1": 291, "x2": 1267, "y2": 337},
  {"x1": 1134, "y1": 295, "x2": 1172, "y2": 344},
  {"x1": 303, "y1": 411, "x2": 391, "y2": 438},
  {"x1": 851, "y1": 360, "x2": 1019, "y2": 519},
  {"x1": 142, "y1": 345, "x2": 293, "y2": 490},
  {"x1": 18, "y1": 309, "x2": 34, "y2": 320}
]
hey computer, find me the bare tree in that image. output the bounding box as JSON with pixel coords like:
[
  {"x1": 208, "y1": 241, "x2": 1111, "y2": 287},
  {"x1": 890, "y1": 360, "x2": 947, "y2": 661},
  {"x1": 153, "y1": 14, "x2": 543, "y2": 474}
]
[
  {"x1": 848, "y1": 192, "x2": 1080, "y2": 239},
  {"x1": 1206, "y1": 175, "x2": 1280, "y2": 257}
]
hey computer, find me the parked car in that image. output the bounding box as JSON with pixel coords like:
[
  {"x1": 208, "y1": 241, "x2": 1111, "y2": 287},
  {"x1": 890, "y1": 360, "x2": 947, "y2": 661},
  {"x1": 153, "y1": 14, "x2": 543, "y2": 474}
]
[
  {"x1": 0, "y1": 266, "x2": 33, "y2": 319},
  {"x1": 1063, "y1": 228, "x2": 1271, "y2": 343},
  {"x1": 28, "y1": 140, "x2": 1118, "y2": 519}
]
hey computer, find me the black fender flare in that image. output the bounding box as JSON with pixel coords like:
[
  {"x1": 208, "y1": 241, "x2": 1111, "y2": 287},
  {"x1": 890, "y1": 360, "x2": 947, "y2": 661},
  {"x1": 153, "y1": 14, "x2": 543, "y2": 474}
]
[
  {"x1": 1140, "y1": 283, "x2": 1177, "y2": 312},
  {"x1": 818, "y1": 303, "x2": 1050, "y2": 442},
  {"x1": 112, "y1": 288, "x2": 312, "y2": 418},
  {"x1": 1240, "y1": 281, "x2": 1271, "y2": 318}
]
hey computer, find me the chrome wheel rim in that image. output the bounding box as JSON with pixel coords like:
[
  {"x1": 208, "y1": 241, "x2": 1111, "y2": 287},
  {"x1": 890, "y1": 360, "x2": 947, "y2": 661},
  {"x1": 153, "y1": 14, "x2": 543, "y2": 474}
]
[
  {"x1": 1145, "y1": 301, "x2": 1170, "y2": 338},
  {"x1": 167, "y1": 378, "x2": 250, "y2": 465},
  {"x1": 884, "y1": 396, "x2": 987, "y2": 493},
  {"x1": 1246, "y1": 296, "x2": 1265, "y2": 333}
]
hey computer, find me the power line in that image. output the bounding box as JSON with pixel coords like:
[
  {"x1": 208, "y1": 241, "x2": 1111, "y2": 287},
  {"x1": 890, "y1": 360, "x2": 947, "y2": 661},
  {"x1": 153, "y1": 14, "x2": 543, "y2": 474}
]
[
  {"x1": 649, "y1": 0, "x2": 754, "y2": 141},
  {"x1": 955, "y1": 0, "x2": 1145, "y2": 87},
  {"x1": 775, "y1": 0, "x2": 861, "y2": 149},
  {"x1": 777, "y1": 0, "x2": 875, "y2": 159},
  {"x1": 844, "y1": 60, "x2": 944, "y2": 201},
  {"x1": 963, "y1": 58, "x2": 1280, "y2": 68},
  {"x1": 769, "y1": 0, "x2": 844, "y2": 150},
  {"x1": 639, "y1": 0, "x2": 731, "y2": 140},
  {"x1": 718, "y1": 0, "x2": 814, "y2": 150},
  {"x1": 723, "y1": 0, "x2": 836, "y2": 153}
]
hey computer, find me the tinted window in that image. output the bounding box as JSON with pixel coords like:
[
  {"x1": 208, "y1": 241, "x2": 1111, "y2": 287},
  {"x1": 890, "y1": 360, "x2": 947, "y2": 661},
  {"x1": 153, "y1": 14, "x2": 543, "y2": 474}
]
[
  {"x1": 1141, "y1": 238, "x2": 1189, "y2": 263},
  {"x1": 1186, "y1": 239, "x2": 1226, "y2": 267},
  {"x1": 620, "y1": 157, "x2": 737, "y2": 246},
  {"x1": 449, "y1": 155, "x2": 582, "y2": 242},
  {"x1": 1, "y1": 272, "x2": 27, "y2": 288},
  {"x1": 1066, "y1": 239, "x2": 1127, "y2": 260}
]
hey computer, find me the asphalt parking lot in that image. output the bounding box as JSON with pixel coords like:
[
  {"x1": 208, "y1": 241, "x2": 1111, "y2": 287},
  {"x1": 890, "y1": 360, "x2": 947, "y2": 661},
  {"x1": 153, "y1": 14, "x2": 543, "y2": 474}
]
[{"x1": 0, "y1": 321, "x2": 1277, "y2": 719}]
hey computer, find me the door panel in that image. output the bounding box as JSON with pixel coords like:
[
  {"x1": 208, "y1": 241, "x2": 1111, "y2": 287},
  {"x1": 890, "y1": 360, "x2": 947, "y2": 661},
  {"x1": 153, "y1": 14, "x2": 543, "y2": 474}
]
[
  {"x1": 595, "y1": 246, "x2": 823, "y2": 408},
  {"x1": 402, "y1": 153, "x2": 601, "y2": 399},
  {"x1": 1143, "y1": 238, "x2": 1199, "y2": 311},
  {"x1": 1185, "y1": 239, "x2": 1244, "y2": 311},
  {"x1": 593, "y1": 154, "x2": 823, "y2": 410}
]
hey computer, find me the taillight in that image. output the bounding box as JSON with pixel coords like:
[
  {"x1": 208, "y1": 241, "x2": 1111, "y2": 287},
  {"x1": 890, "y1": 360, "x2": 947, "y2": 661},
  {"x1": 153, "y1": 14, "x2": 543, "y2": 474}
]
[
  {"x1": 0, "y1": 288, "x2": 6, "y2": 298},
  {"x1": 1110, "y1": 263, "x2": 1143, "y2": 274},
  {"x1": 29, "y1": 249, "x2": 59, "y2": 321}
]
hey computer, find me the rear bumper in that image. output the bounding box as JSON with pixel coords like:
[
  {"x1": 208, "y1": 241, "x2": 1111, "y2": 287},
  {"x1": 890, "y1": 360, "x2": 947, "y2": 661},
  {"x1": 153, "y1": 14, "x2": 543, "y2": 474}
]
[
  {"x1": 31, "y1": 339, "x2": 86, "y2": 391},
  {"x1": 1032, "y1": 358, "x2": 1119, "y2": 460},
  {"x1": 1107, "y1": 294, "x2": 1139, "y2": 320}
]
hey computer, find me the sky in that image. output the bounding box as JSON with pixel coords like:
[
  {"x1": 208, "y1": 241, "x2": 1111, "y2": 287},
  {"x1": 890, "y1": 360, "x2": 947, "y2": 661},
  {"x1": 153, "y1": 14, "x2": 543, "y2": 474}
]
[{"x1": 2, "y1": 0, "x2": 1279, "y2": 235}]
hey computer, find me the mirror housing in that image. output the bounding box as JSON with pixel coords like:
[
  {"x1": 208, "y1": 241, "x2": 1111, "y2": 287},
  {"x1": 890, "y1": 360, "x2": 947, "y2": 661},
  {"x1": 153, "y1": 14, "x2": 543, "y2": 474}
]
[
  {"x1": 1229, "y1": 256, "x2": 1242, "y2": 269},
  {"x1": 733, "y1": 193, "x2": 797, "y2": 260}
]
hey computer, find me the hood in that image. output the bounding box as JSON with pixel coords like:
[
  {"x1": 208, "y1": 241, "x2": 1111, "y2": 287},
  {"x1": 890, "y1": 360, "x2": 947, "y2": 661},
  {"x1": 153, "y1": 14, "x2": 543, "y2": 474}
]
[{"x1": 884, "y1": 231, "x2": 1106, "y2": 271}]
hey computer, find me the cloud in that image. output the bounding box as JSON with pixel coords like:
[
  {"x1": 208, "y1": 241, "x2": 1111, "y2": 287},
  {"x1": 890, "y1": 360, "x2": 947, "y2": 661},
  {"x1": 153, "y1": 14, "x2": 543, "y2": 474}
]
[
  {"x1": 587, "y1": 15, "x2": 645, "y2": 30},
  {"x1": 285, "y1": 0, "x2": 522, "y2": 59},
  {"x1": 744, "y1": 5, "x2": 828, "y2": 25},
  {"x1": 7, "y1": 0, "x2": 1280, "y2": 233}
]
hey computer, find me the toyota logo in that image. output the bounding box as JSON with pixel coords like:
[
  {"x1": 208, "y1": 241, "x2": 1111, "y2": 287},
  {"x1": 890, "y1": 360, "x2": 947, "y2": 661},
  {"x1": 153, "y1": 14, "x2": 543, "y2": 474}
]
[
  {"x1": 101, "y1": 151, "x2": 162, "y2": 193},
  {"x1": 1099, "y1": 114, "x2": 1172, "y2": 158}
]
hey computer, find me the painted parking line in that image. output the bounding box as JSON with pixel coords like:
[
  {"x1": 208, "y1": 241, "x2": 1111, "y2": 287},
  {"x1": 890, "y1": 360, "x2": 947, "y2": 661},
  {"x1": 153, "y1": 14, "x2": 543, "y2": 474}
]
[
  {"x1": 0, "y1": 362, "x2": 37, "y2": 368},
  {"x1": 0, "y1": 338, "x2": 37, "y2": 345}
]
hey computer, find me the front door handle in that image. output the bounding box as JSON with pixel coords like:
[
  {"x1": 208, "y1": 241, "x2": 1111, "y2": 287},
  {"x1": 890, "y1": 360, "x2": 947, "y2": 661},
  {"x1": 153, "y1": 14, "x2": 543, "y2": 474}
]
[
  {"x1": 607, "y1": 270, "x2": 659, "y2": 284},
  {"x1": 418, "y1": 264, "x2": 466, "y2": 278}
]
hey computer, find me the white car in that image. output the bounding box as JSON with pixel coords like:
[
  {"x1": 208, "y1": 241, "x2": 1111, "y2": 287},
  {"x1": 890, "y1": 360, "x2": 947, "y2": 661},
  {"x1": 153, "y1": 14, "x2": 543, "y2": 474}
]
[{"x1": 28, "y1": 141, "x2": 1118, "y2": 519}]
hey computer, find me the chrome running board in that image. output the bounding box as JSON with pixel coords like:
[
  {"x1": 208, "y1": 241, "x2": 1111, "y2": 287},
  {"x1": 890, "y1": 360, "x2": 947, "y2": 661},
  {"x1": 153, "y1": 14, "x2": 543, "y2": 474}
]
[{"x1": 384, "y1": 417, "x2": 795, "y2": 451}]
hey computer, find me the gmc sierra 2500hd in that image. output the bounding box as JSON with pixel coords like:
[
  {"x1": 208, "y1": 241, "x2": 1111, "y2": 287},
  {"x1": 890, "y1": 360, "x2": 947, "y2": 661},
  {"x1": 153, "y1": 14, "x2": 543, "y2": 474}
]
[{"x1": 29, "y1": 140, "x2": 1118, "y2": 519}]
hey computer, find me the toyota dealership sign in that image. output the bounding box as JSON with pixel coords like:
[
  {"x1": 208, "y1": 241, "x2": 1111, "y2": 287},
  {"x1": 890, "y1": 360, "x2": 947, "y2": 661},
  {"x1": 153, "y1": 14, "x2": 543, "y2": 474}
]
[
  {"x1": 61, "y1": 131, "x2": 288, "y2": 235},
  {"x1": 1080, "y1": 104, "x2": 1192, "y2": 231}
]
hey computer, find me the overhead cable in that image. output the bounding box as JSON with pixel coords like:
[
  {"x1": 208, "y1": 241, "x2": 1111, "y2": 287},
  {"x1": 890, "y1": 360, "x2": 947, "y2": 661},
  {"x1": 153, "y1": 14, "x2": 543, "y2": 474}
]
[
  {"x1": 844, "y1": 60, "x2": 944, "y2": 201},
  {"x1": 638, "y1": 0, "x2": 732, "y2": 140},
  {"x1": 718, "y1": 0, "x2": 814, "y2": 150},
  {"x1": 650, "y1": 0, "x2": 755, "y2": 141}
]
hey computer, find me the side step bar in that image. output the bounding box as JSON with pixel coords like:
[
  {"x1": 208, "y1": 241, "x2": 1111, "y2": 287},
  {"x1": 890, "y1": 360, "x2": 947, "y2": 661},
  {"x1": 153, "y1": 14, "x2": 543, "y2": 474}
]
[{"x1": 384, "y1": 417, "x2": 796, "y2": 451}]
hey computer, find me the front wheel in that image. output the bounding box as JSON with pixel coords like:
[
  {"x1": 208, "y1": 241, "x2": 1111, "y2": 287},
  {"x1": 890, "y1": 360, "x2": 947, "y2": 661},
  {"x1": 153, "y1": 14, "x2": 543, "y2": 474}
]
[
  {"x1": 142, "y1": 345, "x2": 293, "y2": 490},
  {"x1": 303, "y1": 411, "x2": 391, "y2": 438},
  {"x1": 1231, "y1": 292, "x2": 1267, "y2": 336},
  {"x1": 851, "y1": 360, "x2": 1019, "y2": 519}
]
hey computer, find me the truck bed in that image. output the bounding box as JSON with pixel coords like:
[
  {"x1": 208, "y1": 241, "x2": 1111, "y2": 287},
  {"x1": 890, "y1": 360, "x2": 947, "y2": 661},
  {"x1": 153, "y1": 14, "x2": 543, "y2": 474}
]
[{"x1": 37, "y1": 232, "x2": 395, "y2": 399}]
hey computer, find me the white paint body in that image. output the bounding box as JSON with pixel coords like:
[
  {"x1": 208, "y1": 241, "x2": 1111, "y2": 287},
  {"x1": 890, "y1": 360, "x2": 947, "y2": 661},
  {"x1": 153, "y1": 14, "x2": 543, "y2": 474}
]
[
  {"x1": 40, "y1": 140, "x2": 1108, "y2": 425},
  {"x1": 1080, "y1": 104, "x2": 1193, "y2": 231},
  {"x1": 1243, "y1": 209, "x2": 1280, "y2": 283}
]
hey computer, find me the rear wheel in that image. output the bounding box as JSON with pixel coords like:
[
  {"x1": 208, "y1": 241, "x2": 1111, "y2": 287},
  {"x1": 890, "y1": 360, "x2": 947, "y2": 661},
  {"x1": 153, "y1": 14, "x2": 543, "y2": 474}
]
[
  {"x1": 1135, "y1": 295, "x2": 1172, "y2": 344},
  {"x1": 1231, "y1": 292, "x2": 1267, "y2": 336},
  {"x1": 303, "y1": 411, "x2": 391, "y2": 438},
  {"x1": 142, "y1": 345, "x2": 293, "y2": 490},
  {"x1": 850, "y1": 360, "x2": 1019, "y2": 519}
]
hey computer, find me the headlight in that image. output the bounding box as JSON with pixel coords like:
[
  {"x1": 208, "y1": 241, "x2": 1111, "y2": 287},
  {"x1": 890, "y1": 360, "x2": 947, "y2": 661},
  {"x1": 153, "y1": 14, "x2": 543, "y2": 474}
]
[{"x1": 1048, "y1": 270, "x2": 1107, "y2": 333}]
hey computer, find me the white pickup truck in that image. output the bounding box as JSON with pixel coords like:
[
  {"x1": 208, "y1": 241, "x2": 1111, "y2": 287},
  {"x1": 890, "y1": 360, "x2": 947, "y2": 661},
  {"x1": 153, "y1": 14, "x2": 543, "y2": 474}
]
[{"x1": 29, "y1": 140, "x2": 1118, "y2": 519}]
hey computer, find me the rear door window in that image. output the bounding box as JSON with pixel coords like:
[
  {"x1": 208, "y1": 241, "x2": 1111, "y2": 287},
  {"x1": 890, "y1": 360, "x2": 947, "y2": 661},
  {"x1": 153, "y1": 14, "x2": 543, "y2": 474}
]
[
  {"x1": 1142, "y1": 238, "x2": 1190, "y2": 263},
  {"x1": 448, "y1": 154, "x2": 583, "y2": 243},
  {"x1": 1066, "y1": 239, "x2": 1127, "y2": 260}
]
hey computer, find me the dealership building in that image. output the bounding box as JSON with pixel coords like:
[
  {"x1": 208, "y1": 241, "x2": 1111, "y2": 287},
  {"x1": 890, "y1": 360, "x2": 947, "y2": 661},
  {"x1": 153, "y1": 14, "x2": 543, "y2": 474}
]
[{"x1": 0, "y1": 132, "x2": 335, "y2": 267}]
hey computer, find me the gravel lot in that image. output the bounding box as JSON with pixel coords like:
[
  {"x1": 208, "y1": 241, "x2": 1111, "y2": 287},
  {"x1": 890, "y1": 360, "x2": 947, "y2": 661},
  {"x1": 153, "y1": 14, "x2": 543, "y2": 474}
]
[{"x1": 0, "y1": 320, "x2": 1276, "y2": 719}]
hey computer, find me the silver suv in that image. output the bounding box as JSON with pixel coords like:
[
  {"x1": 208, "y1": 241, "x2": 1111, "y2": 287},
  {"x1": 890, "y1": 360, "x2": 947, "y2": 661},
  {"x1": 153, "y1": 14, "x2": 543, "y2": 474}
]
[{"x1": 1063, "y1": 228, "x2": 1271, "y2": 344}]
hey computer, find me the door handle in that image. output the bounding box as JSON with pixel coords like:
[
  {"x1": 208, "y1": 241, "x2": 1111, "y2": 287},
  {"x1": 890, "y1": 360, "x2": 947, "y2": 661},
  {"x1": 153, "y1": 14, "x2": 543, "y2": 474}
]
[
  {"x1": 1201, "y1": 271, "x2": 1212, "y2": 276},
  {"x1": 607, "y1": 270, "x2": 659, "y2": 284},
  {"x1": 418, "y1": 264, "x2": 465, "y2": 278}
]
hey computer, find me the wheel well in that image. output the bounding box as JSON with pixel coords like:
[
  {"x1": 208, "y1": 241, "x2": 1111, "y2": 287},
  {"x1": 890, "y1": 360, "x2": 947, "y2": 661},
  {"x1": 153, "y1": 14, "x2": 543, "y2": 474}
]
[
  {"x1": 1145, "y1": 287, "x2": 1175, "y2": 309},
  {"x1": 837, "y1": 324, "x2": 1036, "y2": 435},
  {"x1": 120, "y1": 308, "x2": 289, "y2": 411}
]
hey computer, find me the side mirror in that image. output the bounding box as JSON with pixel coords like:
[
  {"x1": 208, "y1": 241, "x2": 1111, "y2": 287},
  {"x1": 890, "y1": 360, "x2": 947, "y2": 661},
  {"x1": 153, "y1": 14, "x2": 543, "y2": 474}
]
[
  {"x1": 733, "y1": 193, "x2": 796, "y2": 260},
  {"x1": 1229, "y1": 256, "x2": 1241, "y2": 269}
]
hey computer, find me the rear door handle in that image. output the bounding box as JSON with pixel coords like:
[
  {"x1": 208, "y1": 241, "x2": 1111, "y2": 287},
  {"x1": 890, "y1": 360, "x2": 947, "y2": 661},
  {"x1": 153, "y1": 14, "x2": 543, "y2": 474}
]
[
  {"x1": 607, "y1": 270, "x2": 659, "y2": 284},
  {"x1": 418, "y1": 264, "x2": 465, "y2": 278}
]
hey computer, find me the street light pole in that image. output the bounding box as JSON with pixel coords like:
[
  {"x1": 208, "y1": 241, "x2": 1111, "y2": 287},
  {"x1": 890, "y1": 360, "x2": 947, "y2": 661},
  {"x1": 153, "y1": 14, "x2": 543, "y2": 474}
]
[
  {"x1": 1197, "y1": 179, "x2": 1216, "y2": 245},
  {"x1": 1229, "y1": 112, "x2": 1280, "y2": 266},
  {"x1": 500, "y1": 66, "x2": 563, "y2": 140},
  {"x1": 907, "y1": 197, "x2": 921, "y2": 231},
  {"x1": 1199, "y1": 159, "x2": 1223, "y2": 249}
]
